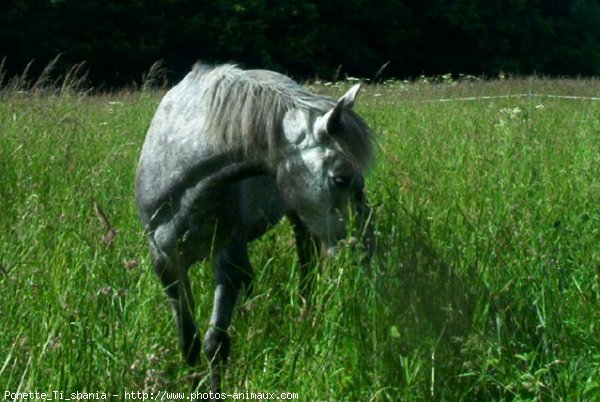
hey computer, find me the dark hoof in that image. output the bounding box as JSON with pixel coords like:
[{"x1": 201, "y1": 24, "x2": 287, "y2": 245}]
[
  {"x1": 182, "y1": 328, "x2": 202, "y2": 367},
  {"x1": 203, "y1": 327, "x2": 231, "y2": 364},
  {"x1": 203, "y1": 328, "x2": 230, "y2": 394}
]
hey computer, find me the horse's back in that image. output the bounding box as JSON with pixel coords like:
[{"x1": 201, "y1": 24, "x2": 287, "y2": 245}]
[{"x1": 135, "y1": 69, "x2": 217, "y2": 218}]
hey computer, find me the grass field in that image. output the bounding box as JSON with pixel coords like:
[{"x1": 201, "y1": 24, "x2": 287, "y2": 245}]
[{"x1": 1, "y1": 74, "x2": 599, "y2": 401}]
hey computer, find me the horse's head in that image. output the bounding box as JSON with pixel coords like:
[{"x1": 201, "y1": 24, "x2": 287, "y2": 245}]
[{"x1": 277, "y1": 85, "x2": 375, "y2": 257}]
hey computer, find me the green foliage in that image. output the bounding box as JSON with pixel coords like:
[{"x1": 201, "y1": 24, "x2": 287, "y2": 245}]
[
  {"x1": 1, "y1": 78, "x2": 600, "y2": 400},
  {"x1": 2, "y1": 0, "x2": 600, "y2": 86}
]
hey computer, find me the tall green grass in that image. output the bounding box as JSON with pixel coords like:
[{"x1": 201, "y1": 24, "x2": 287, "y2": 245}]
[{"x1": 1, "y1": 76, "x2": 599, "y2": 401}]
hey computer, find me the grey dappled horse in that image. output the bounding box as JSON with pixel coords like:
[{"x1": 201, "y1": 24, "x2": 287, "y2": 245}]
[{"x1": 135, "y1": 64, "x2": 375, "y2": 391}]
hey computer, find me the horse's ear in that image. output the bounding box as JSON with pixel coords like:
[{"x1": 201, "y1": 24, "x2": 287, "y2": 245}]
[
  {"x1": 339, "y1": 83, "x2": 361, "y2": 109},
  {"x1": 283, "y1": 108, "x2": 310, "y2": 146},
  {"x1": 326, "y1": 84, "x2": 361, "y2": 134}
]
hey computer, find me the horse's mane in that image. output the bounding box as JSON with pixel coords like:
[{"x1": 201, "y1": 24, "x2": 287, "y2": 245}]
[{"x1": 191, "y1": 64, "x2": 374, "y2": 169}]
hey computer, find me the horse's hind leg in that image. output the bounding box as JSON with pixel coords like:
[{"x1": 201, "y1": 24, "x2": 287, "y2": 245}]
[
  {"x1": 150, "y1": 239, "x2": 201, "y2": 367},
  {"x1": 204, "y1": 242, "x2": 253, "y2": 392}
]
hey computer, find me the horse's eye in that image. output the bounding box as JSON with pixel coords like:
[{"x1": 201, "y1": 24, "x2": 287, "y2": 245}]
[{"x1": 329, "y1": 174, "x2": 352, "y2": 188}]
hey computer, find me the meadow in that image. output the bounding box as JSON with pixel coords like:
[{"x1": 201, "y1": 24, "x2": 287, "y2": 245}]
[{"x1": 1, "y1": 72, "x2": 599, "y2": 401}]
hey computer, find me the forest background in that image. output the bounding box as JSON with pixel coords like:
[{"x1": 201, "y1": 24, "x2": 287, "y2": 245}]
[{"x1": 2, "y1": 0, "x2": 600, "y2": 87}]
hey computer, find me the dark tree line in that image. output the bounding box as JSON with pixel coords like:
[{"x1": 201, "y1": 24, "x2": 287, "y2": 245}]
[{"x1": 1, "y1": 0, "x2": 600, "y2": 87}]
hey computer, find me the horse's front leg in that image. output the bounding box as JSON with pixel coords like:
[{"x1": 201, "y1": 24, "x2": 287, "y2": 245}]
[
  {"x1": 204, "y1": 242, "x2": 253, "y2": 393},
  {"x1": 150, "y1": 233, "x2": 201, "y2": 368},
  {"x1": 287, "y1": 211, "x2": 319, "y2": 302}
]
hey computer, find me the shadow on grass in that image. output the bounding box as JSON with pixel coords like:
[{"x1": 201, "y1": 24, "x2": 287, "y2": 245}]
[{"x1": 374, "y1": 202, "x2": 562, "y2": 400}]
